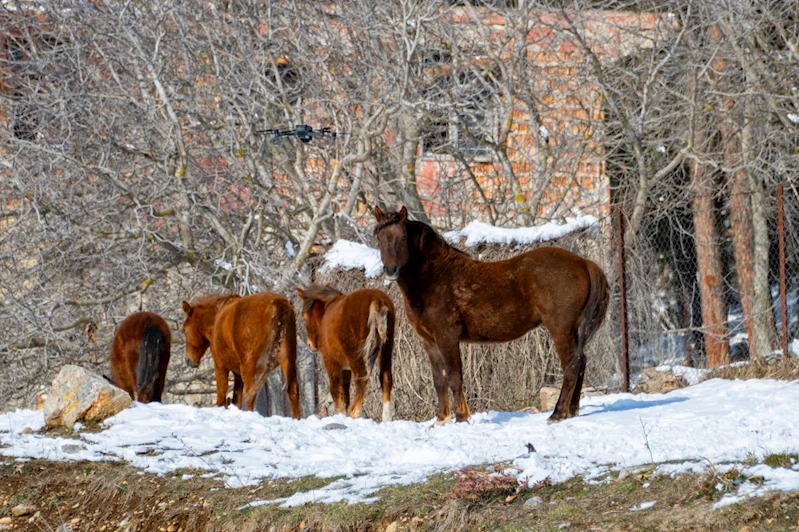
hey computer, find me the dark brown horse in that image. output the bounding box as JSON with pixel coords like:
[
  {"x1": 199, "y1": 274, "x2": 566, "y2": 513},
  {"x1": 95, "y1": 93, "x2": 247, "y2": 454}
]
[
  {"x1": 110, "y1": 311, "x2": 172, "y2": 403},
  {"x1": 373, "y1": 206, "x2": 609, "y2": 424},
  {"x1": 296, "y1": 285, "x2": 395, "y2": 421},
  {"x1": 182, "y1": 292, "x2": 300, "y2": 418}
]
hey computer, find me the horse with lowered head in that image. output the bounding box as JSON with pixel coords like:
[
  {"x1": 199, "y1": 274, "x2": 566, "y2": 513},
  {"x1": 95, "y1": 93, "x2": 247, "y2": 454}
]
[
  {"x1": 111, "y1": 311, "x2": 172, "y2": 403},
  {"x1": 297, "y1": 285, "x2": 395, "y2": 422},
  {"x1": 373, "y1": 206, "x2": 609, "y2": 424},
  {"x1": 182, "y1": 292, "x2": 300, "y2": 418}
]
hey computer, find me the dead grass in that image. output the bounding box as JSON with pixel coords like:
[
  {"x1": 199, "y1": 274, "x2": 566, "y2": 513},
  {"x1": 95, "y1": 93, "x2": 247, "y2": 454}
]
[
  {"x1": 706, "y1": 357, "x2": 799, "y2": 382},
  {"x1": 3, "y1": 457, "x2": 799, "y2": 531}
]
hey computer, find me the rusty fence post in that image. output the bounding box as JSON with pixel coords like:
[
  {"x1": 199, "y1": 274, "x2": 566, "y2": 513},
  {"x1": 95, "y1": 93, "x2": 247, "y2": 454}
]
[
  {"x1": 616, "y1": 205, "x2": 630, "y2": 392},
  {"x1": 777, "y1": 183, "x2": 789, "y2": 361}
]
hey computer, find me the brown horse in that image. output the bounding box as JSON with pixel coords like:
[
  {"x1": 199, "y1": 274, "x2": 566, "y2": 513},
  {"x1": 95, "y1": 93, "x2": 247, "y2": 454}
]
[
  {"x1": 296, "y1": 285, "x2": 395, "y2": 421},
  {"x1": 373, "y1": 206, "x2": 609, "y2": 424},
  {"x1": 181, "y1": 292, "x2": 300, "y2": 418},
  {"x1": 110, "y1": 311, "x2": 172, "y2": 403}
]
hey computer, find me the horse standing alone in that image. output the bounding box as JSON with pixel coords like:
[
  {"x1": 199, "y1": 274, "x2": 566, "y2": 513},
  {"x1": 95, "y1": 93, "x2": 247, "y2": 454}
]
[
  {"x1": 182, "y1": 292, "x2": 300, "y2": 418},
  {"x1": 110, "y1": 311, "x2": 172, "y2": 403},
  {"x1": 297, "y1": 285, "x2": 395, "y2": 422},
  {"x1": 373, "y1": 206, "x2": 609, "y2": 424}
]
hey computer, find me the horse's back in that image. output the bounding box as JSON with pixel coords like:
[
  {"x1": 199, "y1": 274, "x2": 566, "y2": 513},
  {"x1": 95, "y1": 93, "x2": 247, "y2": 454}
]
[
  {"x1": 215, "y1": 292, "x2": 294, "y2": 363},
  {"x1": 452, "y1": 246, "x2": 599, "y2": 342},
  {"x1": 112, "y1": 312, "x2": 171, "y2": 353}
]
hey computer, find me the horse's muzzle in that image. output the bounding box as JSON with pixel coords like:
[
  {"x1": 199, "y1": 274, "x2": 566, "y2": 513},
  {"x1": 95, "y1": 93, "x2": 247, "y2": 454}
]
[
  {"x1": 384, "y1": 265, "x2": 399, "y2": 281},
  {"x1": 185, "y1": 357, "x2": 199, "y2": 368}
]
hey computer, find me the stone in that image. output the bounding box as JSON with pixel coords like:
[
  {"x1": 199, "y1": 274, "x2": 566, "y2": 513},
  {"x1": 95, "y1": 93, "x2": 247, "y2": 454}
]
[
  {"x1": 385, "y1": 523, "x2": 399, "y2": 532},
  {"x1": 61, "y1": 444, "x2": 84, "y2": 453},
  {"x1": 0, "y1": 517, "x2": 11, "y2": 525},
  {"x1": 11, "y1": 504, "x2": 36, "y2": 517},
  {"x1": 321, "y1": 423, "x2": 347, "y2": 431},
  {"x1": 634, "y1": 367, "x2": 688, "y2": 394},
  {"x1": 524, "y1": 496, "x2": 543, "y2": 508},
  {"x1": 43, "y1": 365, "x2": 132, "y2": 429},
  {"x1": 539, "y1": 387, "x2": 560, "y2": 411}
]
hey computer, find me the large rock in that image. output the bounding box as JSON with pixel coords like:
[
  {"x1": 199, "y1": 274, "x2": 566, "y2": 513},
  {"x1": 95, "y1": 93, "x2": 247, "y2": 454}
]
[
  {"x1": 634, "y1": 367, "x2": 688, "y2": 394},
  {"x1": 43, "y1": 365, "x2": 132, "y2": 428}
]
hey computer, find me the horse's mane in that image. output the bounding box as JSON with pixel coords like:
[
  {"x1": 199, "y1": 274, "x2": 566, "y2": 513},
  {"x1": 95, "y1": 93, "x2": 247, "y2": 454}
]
[
  {"x1": 192, "y1": 293, "x2": 240, "y2": 309},
  {"x1": 374, "y1": 210, "x2": 468, "y2": 263},
  {"x1": 300, "y1": 284, "x2": 343, "y2": 312}
]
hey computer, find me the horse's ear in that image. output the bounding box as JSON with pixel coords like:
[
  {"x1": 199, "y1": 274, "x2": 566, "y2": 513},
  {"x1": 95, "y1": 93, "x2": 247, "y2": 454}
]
[
  {"x1": 296, "y1": 288, "x2": 306, "y2": 299},
  {"x1": 182, "y1": 301, "x2": 192, "y2": 316},
  {"x1": 374, "y1": 205, "x2": 384, "y2": 223},
  {"x1": 399, "y1": 206, "x2": 408, "y2": 222}
]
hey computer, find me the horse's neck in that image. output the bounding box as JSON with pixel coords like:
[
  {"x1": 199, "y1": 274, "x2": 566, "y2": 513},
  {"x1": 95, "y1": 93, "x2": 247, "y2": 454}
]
[{"x1": 398, "y1": 238, "x2": 465, "y2": 303}]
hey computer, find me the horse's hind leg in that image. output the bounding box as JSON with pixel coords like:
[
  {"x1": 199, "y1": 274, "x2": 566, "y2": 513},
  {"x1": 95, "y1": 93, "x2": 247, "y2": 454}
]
[
  {"x1": 231, "y1": 374, "x2": 243, "y2": 408},
  {"x1": 214, "y1": 365, "x2": 230, "y2": 408},
  {"x1": 380, "y1": 341, "x2": 393, "y2": 422},
  {"x1": 548, "y1": 326, "x2": 580, "y2": 423},
  {"x1": 348, "y1": 359, "x2": 368, "y2": 419},
  {"x1": 569, "y1": 352, "x2": 587, "y2": 416},
  {"x1": 341, "y1": 369, "x2": 352, "y2": 414}
]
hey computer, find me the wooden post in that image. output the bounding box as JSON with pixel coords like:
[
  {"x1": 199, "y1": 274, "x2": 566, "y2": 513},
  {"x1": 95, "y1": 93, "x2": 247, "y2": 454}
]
[
  {"x1": 778, "y1": 183, "x2": 789, "y2": 360},
  {"x1": 616, "y1": 206, "x2": 630, "y2": 392}
]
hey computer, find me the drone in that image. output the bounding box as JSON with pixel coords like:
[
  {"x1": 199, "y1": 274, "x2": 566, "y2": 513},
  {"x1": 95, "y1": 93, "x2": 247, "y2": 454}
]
[{"x1": 257, "y1": 124, "x2": 336, "y2": 143}]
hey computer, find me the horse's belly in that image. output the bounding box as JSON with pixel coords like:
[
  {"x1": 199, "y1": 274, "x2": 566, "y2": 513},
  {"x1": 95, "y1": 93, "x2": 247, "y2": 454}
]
[{"x1": 462, "y1": 312, "x2": 539, "y2": 343}]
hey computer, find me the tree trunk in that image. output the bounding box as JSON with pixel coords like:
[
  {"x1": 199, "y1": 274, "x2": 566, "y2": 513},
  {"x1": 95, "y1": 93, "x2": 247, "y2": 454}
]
[
  {"x1": 690, "y1": 156, "x2": 730, "y2": 367},
  {"x1": 723, "y1": 120, "x2": 758, "y2": 359}
]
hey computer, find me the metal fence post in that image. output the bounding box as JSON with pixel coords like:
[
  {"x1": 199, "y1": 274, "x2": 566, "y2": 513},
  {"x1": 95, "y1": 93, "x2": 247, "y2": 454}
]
[
  {"x1": 616, "y1": 206, "x2": 630, "y2": 392},
  {"x1": 778, "y1": 183, "x2": 789, "y2": 361}
]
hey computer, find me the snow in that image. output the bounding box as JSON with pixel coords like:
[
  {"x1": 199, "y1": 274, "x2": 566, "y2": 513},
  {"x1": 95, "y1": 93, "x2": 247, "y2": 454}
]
[
  {"x1": 791, "y1": 339, "x2": 799, "y2": 356},
  {"x1": 321, "y1": 240, "x2": 383, "y2": 278},
  {"x1": 443, "y1": 216, "x2": 598, "y2": 247},
  {"x1": 788, "y1": 113, "x2": 799, "y2": 124},
  {"x1": 4, "y1": 379, "x2": 799, "y2": 508},
  {"x1": 630, "y1": 500, "x2": 656, "y2": 511},
  {"x1": 321, "y1": 217, "x2": 597, "y2": 278}
]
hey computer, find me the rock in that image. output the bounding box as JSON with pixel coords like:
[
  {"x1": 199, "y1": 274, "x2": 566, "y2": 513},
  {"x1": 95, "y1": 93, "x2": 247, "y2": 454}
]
[
  {"x1": 634, "y1": 367, "x2": 688, "y2": 394},
  {"x1": 321, "y1": 423, "x2": 347, "y2": 431},
  {"x1": 11, "y1": 504, "x2": 36, "y2": 517},
  {"x1": 70, "y1": 517, "x2": 80, "y2": 525},
  {"x1": 167, "y1": 525, "x2": 178, "y2": 532},
  {"x1": 21, "y1": 427, "x2": 33, "y2": 435},
  {"x1": 28, "y1": 511, "x2": 41, "y2": 523},
  {"x1": 0, "y1": 517, "x2": 11, "y2": 525},
  {"x1": 62, "y1": 444, "x2": 84, "y2": 453},
  {"x1": 524, "y1": 496, "x2": 543, "y2": 508},
  {"x1": 56, "y1": 524, "x2": 72, "y2": 532},
  {"x1": 539, "y1": 387, "x2": 561, "y2": 411},
  {"x1": 385, "y1": 523, "x2": 399, "y2": 532},
  {"x1": 44, "y1": 365, "x2": 132, "y2": 429}
]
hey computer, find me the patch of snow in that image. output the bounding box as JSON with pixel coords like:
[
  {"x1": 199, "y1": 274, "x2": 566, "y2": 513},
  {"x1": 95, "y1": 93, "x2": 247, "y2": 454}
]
[
  {"x1": 4, "y1": 380, "x2": 799, "y2": 506},
  {"x1": 788, "y1": 113, "x2": 799, "y2": 124},
  {"x1": 714, "y1": 464, "x2": 799, "y2": 509},
  {"x1": 790, "y1": 339, "x2": 799, "y2": 357},
  {"x1": 321, "y1": 240, "x2": 383, "y2": 279},
  {"x1": 630, "y1": 500, "x2": 656, "y2": 511},
  {"x1": 657, "y1": 146, "x2": 666, "y2": 153},
  {"x1": 285, "y1": 241, "x2": 296, "y2": 258},
  {"x1": 444, "y1": 216, "x2": 598, "y2": 248},
  {"x1": 654, "y1": 364, "x2": 708, "y2": 386}
]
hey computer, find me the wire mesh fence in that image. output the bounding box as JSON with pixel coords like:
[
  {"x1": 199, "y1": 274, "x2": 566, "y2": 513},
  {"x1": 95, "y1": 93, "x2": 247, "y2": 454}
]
[{"x1": 615, "y1": 181, "x2": 799, "y2": 387}]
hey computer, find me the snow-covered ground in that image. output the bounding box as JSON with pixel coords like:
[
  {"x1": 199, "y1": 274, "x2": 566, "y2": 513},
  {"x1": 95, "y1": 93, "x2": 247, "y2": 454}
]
[{"x1": 3, "y1": 379, "x2": 799, "y2": 508}]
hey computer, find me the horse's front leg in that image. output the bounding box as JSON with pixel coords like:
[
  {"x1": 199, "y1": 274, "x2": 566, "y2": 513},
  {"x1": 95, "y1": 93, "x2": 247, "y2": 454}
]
[
  {"x1": 214, "y1": 365, "x2": 230, "y2": 407},
  {"x1": 438, "y1": 338, "x2": 470, "y2": 423},
  {"x1": 423, "y1": 339, "x2": 451, "y2": 425}
]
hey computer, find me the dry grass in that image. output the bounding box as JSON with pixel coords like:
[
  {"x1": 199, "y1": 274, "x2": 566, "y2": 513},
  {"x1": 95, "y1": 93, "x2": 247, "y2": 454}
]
[
  {"x1": 706, "y1": 357, "x2": 799, "y2": 382},
  {"x1": 315, "y1": 227, "x2": 620, "y2": 421},
  {"x1": 4, "y1": 457, "x2": 799, "y2": 532}
]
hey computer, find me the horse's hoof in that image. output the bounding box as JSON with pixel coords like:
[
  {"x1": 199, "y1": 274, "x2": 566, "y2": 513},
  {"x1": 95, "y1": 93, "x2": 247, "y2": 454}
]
[
  {"x1": 455, "y1": 413, "x2": 470, "y2": 423},
  {"x1": 430, "y1": 415, "x2": 452, "y2": 427}
]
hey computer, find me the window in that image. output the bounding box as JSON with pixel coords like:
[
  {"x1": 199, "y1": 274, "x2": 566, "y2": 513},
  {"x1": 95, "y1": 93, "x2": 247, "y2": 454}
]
[{"x1": 421, "y1": 67, "x2": 500, "y2": 158}]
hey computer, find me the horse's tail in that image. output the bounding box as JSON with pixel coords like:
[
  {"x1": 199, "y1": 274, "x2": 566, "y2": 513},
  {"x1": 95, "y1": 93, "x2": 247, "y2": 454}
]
[
  {"x1": 363, "y1": 300, "x2": 390, "y2": 373},
  {"x1": 251, "y1": 299, "x2": 296, "y2": 398},
  {"x1": 137, "y1": 323, "x2": 166, "y2": 400},
  {"x1": 576, "y1": 259, "x2": 610, "y2": 354}
]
